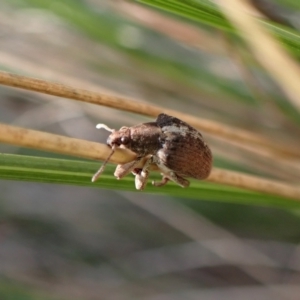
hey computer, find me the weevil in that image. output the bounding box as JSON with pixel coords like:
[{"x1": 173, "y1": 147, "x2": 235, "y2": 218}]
[{"x1": 92, "y1": 113, "x2": 212, "y2": 190}]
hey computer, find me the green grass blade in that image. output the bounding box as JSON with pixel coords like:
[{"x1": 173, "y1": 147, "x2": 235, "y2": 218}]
[
  {"x1": 0, "y1": 154, "x2": 299, "y2": 208},
  {"x1": 136, "y1": 0, "x2": 300, "y2": 57}
]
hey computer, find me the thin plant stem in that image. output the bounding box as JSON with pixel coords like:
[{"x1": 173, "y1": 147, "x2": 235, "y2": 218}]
[
  {"x1": 217, "y1": 0, "x2": 300, "y2": 112},
  {"x1": 0, "y1": 71, "x2": 299, "y2": 159},
  {"x1": 0, "y1": 122, "x2": 135, "y2": 164},
  {"x1": 0, "y1": 123, "x2": 299, "y2": 201},
  {"x1": 208, "y1": 168, "x2": 300, "y2": 201}
]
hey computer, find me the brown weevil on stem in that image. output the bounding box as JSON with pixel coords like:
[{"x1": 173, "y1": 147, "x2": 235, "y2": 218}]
[{"x1": 92, "y1": 113, "x2": 212, "y2": 190}]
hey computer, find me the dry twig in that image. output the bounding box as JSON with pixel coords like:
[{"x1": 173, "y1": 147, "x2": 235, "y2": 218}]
[
  {"x1": 0, "y1": 71, "x2": 299, "y2": 159},
  {"x1": 0, "y1": 123, "x2": 299, "y2": 201},
  {"x1": 217, "y1": 0, "x2": 300, "y2": 111}
]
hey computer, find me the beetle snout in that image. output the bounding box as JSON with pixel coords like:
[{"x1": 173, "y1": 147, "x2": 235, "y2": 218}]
[
  {"x1": 107, "y1": 129, "x2": 131, "y2": 148},
  {"x1": 106, "y1": 134, "x2": 120, "y2": 148},
  {"x1": 106, "y1": 133, "x2": 122, "y2": 147},
  {"x1": 106, "y1": 134, "x2": 113, "y2": 146}
]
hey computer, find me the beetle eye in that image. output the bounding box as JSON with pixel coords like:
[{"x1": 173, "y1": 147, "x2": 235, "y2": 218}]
[{"x1": 121, "y1": 136, "x2": 129, "y2": 144}]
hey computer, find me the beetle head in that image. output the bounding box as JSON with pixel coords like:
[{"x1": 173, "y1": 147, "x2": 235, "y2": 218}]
[
  {"x1": 107, "y1": 126, "x2": 131, "y2": 148},
  {"x1": 92, "y1": 125, "x2": 133, "y2": 182}
]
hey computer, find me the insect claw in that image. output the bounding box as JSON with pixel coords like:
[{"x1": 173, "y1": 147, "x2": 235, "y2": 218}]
[{"x1": 152, "y1": 176, "x2": 169, "y2": 187}]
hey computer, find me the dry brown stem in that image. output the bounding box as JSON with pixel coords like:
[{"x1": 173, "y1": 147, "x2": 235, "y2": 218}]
[
  {"x1": 0, "y1": 71, "x2": 299, "y2": 159},
  {"x1": 0, "y1": 123, "x2": 135, "y2": 164},
  {"x1": 217, "y1": 0, "x2": 300, "y2": 111},
  {"x1": 208, "y1": 169, "x2": 300, "y2": 201},
  {"x1": 0, "y1": 123, "x2": 299, "y2": 201}
]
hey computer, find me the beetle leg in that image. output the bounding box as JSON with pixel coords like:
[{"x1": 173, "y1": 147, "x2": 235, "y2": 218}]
[
  {"x1": 153, "y1": 156, "x2": 190, "y2": 188},
  {"x1": 114, "y1": 157, "x2": 142, "y2": 179},
  {"x1": 152, "y1": 176, "x2": 169, "y2": 187},
  {"x1": 135, "y1": 169, "x2": 149, "y2": 190},
  {"x1": 134, "y1": 156, "x2": 154, "y2": 190},
  {"x1": 167, "y1": 172, "x2": 190, "y2": 187},
  {"x1": 153, "y1": 172, "x2": 189, "y2": 188}
]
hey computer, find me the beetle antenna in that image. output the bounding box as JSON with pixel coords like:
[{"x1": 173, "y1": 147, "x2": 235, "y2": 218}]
[
  {"x1": 96, "y1": 123, "x2": 115, "y2": 132},
  {"x1": 91, "y1": 145, "x2": 116, "y2": 182}
]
